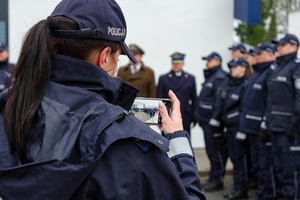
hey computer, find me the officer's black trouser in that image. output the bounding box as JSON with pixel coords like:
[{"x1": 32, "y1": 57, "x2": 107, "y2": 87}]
[
  {"x1": 271, "y1": 132, "x2": 300, "y2": 199},
  {"x1": 226, "y1": 128, "x2": 248, "y2": 191},
  {"x1": 201, "y1": 123, "x2": 227, "y2": 185},
  {"x1": 182, "y1": 113, "x2": 192, "y2": 136},
  {"x1": 248, "y1": 134, "x2": 275, "y2": 200}
]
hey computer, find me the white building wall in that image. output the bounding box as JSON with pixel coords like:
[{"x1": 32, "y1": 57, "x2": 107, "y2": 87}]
[
  {"x1": 9, "y1": 0, "x2": 234, "y2": 148},
  {"x1": 288, "y1": 9, "x2": 300, "y2": 57}
]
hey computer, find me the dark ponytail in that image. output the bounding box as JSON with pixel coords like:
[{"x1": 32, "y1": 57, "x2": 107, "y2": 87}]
[
  {"x1": 4, "y1": 19, "x2": 53, "y2": 162},
  {"x1": 4, "y1": 16, "x2": 121, "y2": 163}
]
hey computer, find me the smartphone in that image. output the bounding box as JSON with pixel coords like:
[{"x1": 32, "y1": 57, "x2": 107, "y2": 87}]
[{"x1": 130, "y1": 98, "x2": 172, "y2": 125}]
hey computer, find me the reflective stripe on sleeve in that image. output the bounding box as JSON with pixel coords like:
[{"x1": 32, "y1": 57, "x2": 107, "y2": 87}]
[
  {"x1": 200, "y1": 105, "x2": 212, "y2": 109},
  {"x1": 209, "y1": 118, "x2": 220, "y2": 127},
  {"x1": 4, "y1": 71, "x2": 11, "y2": 77},
  {"x1": 236, "y1": 132, "x2": 247, "y2": 140},
  {"x1": 271, "y1": 111, "x2": 293, "y2": 116},
  {"x1": 245, "y1": 114, "x2": 262, "y2": 121},
  {"x1": 260, "y1": 121, "x2": 266, "y2": 129},
  {"x1": 290, "y1": 146, "x2": 300, "y2": 151},
  {"x1": 167, "y1": 137, "x2": 193, "y2": 159},
  {"x1": 227, "y1": 111, "x2": 239, "y2": 119}
]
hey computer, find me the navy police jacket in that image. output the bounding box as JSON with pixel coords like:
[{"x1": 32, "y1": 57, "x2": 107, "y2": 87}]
[
  {"x1": 266, "y1": 52, "x2": 300, "y2": 133},
  {"x1": 209, "y1": 74, "x2": 247, "y2": 132},
  {"x1": 194, "y1": 65, "x2": 227, "y2": 125},
  {"x1": 0, "y1": 59, "x2": 14, "y2": 93},
  {"x1": 0, "y1": 55, "x2": 206, "y2": 200},
  {"x1": 238, "y1": 61, "x2": 276, "y2": 135},
  {"x1": 157, "y1": 70, "x2": 197, "y2": 132}
]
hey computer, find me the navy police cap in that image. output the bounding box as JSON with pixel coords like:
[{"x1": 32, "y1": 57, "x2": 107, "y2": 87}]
[
  {"x1": 170, "y1": 52, "x2": 185, "y2": 63},
  {"x1": 245, "y1": 49, "x2": 256, "y2": 57},
  {"x1": 228, "y1": 43, "x2": 246, "y2": 52},
  {"x1": 50, "y1": 0, "x2": 136, "y2": 63},
  {"x1": 202, "y1": 52, "x2": 222, "y2": 62},
  {"x1": 253, "y1": 42, "x2": 275, "y2": 53},
  {"x1": 0, "y1": 43, "x2": 8, "y2": 51},
  {"x1": 228, "y1": 58, "x2": 249, "y2": 68},
  {"x1": 272, "y1": 33, "x2": 299, "y2": 46}
]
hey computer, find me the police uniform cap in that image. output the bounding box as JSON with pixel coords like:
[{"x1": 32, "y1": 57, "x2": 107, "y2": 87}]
[
  {"x1": 228, "y1": 57, "x2": 249, "y2": 68},
  {"x1": 241, "y1": 48, "x2": 256, "y2": 57},
  {"x1": 170, "y1": 52, "x2": 185, "y2": 63},
  {"x1": 0, "y1": 43, "x2": 8, "y2": 51},
  {"x1": 253, "y1": 42, "x2": 275, "y2": 53},
  {"x1": 50, "y1": 0, "x2": 136, "y2": 63},
  {"x1": 272, "y1": 33, "x2": 299, "y2": 46},
  {"x1": 228, "y1": 43, "x2": 246, "y2": 52},
  {"x1": 202, "y1": 52, "x2": 222, "y2": 62},
  {"x1": 129, "y1": 44, "x2": 145, "y2": 55}
]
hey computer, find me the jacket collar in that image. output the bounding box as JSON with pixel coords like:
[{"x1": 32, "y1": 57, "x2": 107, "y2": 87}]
[
  {"x1": 276, "y1": 52, "x2": 297, "y2": 67},
  {"x1": 228, "y1": 74, "x2": 247, "y2": 86},
  {"x1": 0, "y1": 58, "x2": 8, "y2": 68},
  {"x1": 252, "y1": 61, "x2": 274, "y2": 72},
  {"x1": 203, "y1": 65, "x2": 222, "y2": 78},
  {"x1": 51, "y1": 54, "x2": 139, "y2": 110}
]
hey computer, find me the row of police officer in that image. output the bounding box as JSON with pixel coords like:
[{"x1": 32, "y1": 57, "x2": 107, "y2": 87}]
[{"x1": 194, "y1": 33, "x2": 300, "y2": 200}]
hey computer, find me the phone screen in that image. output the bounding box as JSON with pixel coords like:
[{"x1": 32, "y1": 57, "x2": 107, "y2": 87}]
[{"x1": 130, "y1": 98, "x2": 172, "y2": 125}]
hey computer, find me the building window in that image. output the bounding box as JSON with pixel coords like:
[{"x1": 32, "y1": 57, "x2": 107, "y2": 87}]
[{"x1": 0, "y1": 0, "x2": 8, "y2": 44}]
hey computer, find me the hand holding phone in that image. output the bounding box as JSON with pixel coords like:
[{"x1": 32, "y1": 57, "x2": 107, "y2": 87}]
[
  {"x1": 130, "y1": 97, "x2": 172, "y2": 125},
  {"x1": 159, "y1": 90, "x2": 183, "y2": 134}
]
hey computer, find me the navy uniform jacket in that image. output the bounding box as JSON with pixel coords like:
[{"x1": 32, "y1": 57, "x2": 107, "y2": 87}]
[
  {"x1": 0, "y1": 59, "x2": 14, "y2": 93},
  {"x1": 157, "y1": 70, "x2": 197, "y2": 132},
  {"x1": 0, "y1": 55, "x2": 206, "y2": 200},
  {"x1": 238, "y1": 61, "x2": 275, "y2": 135},
  {"x1": 209, "y1": 74, "x2": 247, "y2": 131},
  {"x1": 194, "y1": 65, "x2": 227, "y2": 125},
  {"x1": 266, "y1": 52, "x2": 300, "y2": 133}
]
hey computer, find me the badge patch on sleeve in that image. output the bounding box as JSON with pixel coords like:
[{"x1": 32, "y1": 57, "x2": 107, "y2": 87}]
[{"x1": 295, "y1": 78, "x2": 300, "y2": 90}]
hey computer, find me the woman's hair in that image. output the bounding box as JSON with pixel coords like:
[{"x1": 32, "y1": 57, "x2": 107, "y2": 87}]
[
  {"x1": 4, "y1": 16, "x2": 121, "y2": 162},
  {"x1": 246, "y1": 65, "x2": 254, "y2": 79}
]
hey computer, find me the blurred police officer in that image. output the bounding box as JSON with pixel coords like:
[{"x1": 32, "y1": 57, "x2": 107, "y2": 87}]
[
  {"x1": 229, "y1": 43, "x2": 257, "y2": 189},
  {"x1": 0, "y1": 43, "x2": 14, "y2": 93},
  {"x1": 117, "y1": 44, "x2": 156, "y2": 97},
  {"x1": 267, "y1": 33, "x2": 300, "y2": 199},
  {"x1": 194, "y1": 52, "x2": 227, "y2": 191},
  {"x1": 210, "y1": 58, "x2": 249, "y2": 199},
  {"x1": 229, "y1": 43, "x2": 247, "y2": 59},
  {"x1": 157, "y1": 52, "x2": 197, "y2": 135},
  {"x1": 242, "y1": 49, "x2": 256, "y2": 79},
  {"x1": 237, "y1": 42, "x2": 276, "y2": 200}
]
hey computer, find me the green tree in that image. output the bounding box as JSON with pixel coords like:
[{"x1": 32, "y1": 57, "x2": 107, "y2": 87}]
[{"x1": 235, "y1": 0, "x2": 300, "y2": 46}]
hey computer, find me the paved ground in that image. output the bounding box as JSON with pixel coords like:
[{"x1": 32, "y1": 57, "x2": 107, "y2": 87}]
[
  {"x1": 194, "y1": 148, "x2": 258, "y2": 200},
  {"x1": 200, "y1": 176, "x2": 258, "y2": 200}
]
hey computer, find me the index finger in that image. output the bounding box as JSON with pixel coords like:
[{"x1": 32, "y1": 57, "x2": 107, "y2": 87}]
[
  {"x1": 168, "y1": 90, "x2": 180, "y2": 113},
  {"x1": 158, "y1": 101, "x2": 169, "y2": 120}
]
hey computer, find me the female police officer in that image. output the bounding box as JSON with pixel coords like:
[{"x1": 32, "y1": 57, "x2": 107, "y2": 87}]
[{"x1": 0, "y1": 0, "x2": 205, "y2": 199}]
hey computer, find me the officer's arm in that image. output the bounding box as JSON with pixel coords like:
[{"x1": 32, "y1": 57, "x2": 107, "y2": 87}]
[
  {"x1": 126, "y1": 133, "x2": 206, "y2": 200},
  {"x1": 157, "y1": 76, "x2": 165, "y2": 98},
  {"x1": 209, "y1": 85, "x2": 225, "y2": 129},
  {"x1": 236, "y1": 82, "x2": 248, "y2": 141},
  {"x1": 191, "y1": 76, "x2": 197, "y2": 111},
  {"x1": 148, "y1": 69, "x2": 157, "y2": 98},
  {"x1": 291, "y1": 61, "x2": 300, "y2": 127},
  {"x1": 158, "y1": 90, "x2": 206, "y2": 199},
  {"x1": 164, "y1": 131, "x2": 206, "y2": 200}
]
